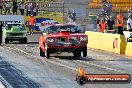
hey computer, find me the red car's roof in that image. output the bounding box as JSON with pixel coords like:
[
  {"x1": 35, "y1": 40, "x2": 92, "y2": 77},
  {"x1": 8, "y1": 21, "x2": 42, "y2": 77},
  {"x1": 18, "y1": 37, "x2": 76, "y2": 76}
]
[{"x1": 48, "y1": 23, "x2": 77, "y2": 27}]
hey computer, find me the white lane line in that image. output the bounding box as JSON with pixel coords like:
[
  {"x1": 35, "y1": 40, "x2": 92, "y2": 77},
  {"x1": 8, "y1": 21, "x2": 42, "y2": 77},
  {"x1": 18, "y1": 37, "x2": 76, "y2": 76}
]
[
  {"x1": 0, "y1": 75, "x2": 13, "y2": 88},
  {"x1": 4, "y1": 46, "x2": 127, "y2": 74},
  {"x1": 5, "y1": 46, "x2": 77, "y2": 71},
  {"x1": 47, "y1": 57, "x2": 127, "y2": 73},
  {"x1": 45, "y1": 59, "x2": 76, "y2": 71},
  {"x1": 76, "y1": 60, "x2": 126, "y2": 73},
  {"x1": 46, "y1": 57, "x2": 126, "y2": 73},
  {"x1": 0, "y1": 81, "x2": 5, "y2": 88}
]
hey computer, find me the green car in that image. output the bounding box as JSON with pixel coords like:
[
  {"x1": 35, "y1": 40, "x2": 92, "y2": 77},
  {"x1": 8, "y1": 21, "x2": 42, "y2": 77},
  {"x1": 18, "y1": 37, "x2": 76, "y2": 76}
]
[{"x1": 3, "y1": 22, "x2": 27, "y2": 44}]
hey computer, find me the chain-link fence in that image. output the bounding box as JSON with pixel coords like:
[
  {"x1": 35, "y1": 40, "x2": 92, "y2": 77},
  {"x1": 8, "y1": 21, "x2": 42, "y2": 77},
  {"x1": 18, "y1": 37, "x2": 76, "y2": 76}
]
[
  {"x1": 38, "y1": 1, "x2": 64, "y2": 17},
  {"x1": 1, "y1": 0, "x2": 93, "y2": 31}
]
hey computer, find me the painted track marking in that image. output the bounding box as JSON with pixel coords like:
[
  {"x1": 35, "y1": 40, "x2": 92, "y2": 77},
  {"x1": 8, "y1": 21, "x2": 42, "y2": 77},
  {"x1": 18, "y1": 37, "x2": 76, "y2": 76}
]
[
  {"x1": 4, "y1": 46, "x2": 77, "y2": 71},
  {"x1": 4, "y1": 46, "x2": 127, "y2": 74}
]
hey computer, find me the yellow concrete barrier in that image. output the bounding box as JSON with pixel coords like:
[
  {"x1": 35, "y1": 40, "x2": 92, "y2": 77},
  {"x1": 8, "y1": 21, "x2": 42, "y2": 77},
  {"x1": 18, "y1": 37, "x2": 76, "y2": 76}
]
[
  {"x1": 85, "y1": 31, "x2": 127, "y2": 54},
  {"x1": 125, "y1": 42, "x2": 132, "y2": 56}
]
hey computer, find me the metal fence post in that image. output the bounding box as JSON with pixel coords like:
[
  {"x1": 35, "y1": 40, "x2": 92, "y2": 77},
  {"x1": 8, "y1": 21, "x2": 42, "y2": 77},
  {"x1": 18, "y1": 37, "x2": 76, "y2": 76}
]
[{"x1": 62, "y1": 1, "x2": 65, "y2": 23}]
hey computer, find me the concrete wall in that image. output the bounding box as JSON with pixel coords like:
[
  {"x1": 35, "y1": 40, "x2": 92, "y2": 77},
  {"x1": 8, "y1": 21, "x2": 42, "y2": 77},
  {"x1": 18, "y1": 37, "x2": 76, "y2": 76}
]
[{"x1": 85, "y1": 31, "x2": 127, "y2": 54}]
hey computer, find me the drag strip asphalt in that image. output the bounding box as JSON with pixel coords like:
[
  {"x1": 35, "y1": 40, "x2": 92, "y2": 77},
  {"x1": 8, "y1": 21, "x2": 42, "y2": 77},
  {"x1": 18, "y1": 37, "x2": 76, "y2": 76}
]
[
  {"x1": 0, "y1": 33, "x2": 132, "y2": 88},
  {"x1": 2, "y1": 43, "x2": 132, "y2": 88},
  {"x1": 4, "y1": 44, "x2": 132, "y2": 74}
]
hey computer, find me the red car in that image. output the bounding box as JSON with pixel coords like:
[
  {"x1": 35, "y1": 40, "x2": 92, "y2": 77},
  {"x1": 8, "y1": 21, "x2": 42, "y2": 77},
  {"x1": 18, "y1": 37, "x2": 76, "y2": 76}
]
[{"x1": 39, "y1": 24, "x2": 88, "y2": 59}]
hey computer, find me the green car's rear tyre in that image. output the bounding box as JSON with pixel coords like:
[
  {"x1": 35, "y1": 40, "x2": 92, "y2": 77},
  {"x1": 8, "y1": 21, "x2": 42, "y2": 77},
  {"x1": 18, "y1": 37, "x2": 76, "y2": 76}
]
[
  {"x1": 23, "y1": 38, "x2": 27, "y2": 43},
  {"x1": 5, "y1": 39, "x2": 9, "y2": 44},
  {"x1": 20, "y1": 38, "x2": 27, "y2": 44}
]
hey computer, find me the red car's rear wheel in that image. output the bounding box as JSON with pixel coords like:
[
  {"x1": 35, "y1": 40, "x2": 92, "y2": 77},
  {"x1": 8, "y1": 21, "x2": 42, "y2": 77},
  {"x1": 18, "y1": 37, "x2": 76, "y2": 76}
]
[
  {"x1": 83, "y1": 47, "x2": 87, "y2": 57},
  {"x1": 40, "y1": 48, "x2": 45, "y2": 57}
]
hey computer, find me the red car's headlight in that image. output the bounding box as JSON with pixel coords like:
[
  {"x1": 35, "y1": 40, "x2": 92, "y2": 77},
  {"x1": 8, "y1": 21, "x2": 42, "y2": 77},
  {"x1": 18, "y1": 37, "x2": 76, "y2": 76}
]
[{"x1": 80, "y1": 36, "x2": 88, "y2": 41}]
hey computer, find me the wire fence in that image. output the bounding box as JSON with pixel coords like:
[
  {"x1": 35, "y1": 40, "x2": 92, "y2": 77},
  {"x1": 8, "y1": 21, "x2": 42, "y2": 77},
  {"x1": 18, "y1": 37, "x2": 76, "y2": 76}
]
[{"x1": 0, "y1": 0, "x2": 92, "y2": 30}]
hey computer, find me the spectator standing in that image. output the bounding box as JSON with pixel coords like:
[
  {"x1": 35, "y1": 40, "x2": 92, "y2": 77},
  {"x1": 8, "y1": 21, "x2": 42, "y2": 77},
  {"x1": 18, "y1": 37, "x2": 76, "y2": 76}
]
[
  {"x1": 67, "y1": 9, "x2": 72, "y2": 23},
  {"x1": 27, "y1": 3, "x2": 32, "y2": 16},
  {"x1": 106, "y1": 2, "x2": 112, "y2": 15},
  {"x1": 5, "y1": 1, "x2": 11, "y2": 15},
  {"x1": 0, "y1": 21, "x2": 3, "y2": 45},
  {"x1": 96, "y1": 16, "x2": 100, "y2": 24},
  {"x1": 96, "y1": 16, "x2": 100, "y2": 30},
  {"x1": 117, "y1": 19, "x2": 124, "y2": 35},
  {"x1": 19, "y1": 1, "x2": 25, "y2": 15},
  {"x1": 105, "y1": 15, "x2": 109, "y2": 23},
  {"x1": 36, "y1": 4, "x2": 39, "y2": 16},
  {"x1": 13, "y1": 0, "x2": 18, "y2": 15},
  {"x1": 107, "y1": 16, "x2": 115, "y2": 30},
  {"x1": 25, "y1": 3, "x2": 32, "y2": 16},
  {"x1": 71, "y1": 10, "x2": 76, "y2": 22},
  {"x1": 29, "y1": 15, "x2": 36, "y2": 35},
  {"x1": 93, "y1": 19, "x2": 98, "y2": 31},
  {"x1": 127, "y1": 14, "x2": 132, "y2": 32},
  {"x1": 128, "y1": 7, "x2": 132, "y2": 17},
  {"x1": 99, "y1": 19, "x2": 106, "y2": 33},
  {"x1": 25, "y1": 3, "x2": 28, "y2": 16},
  {"x1": 33, "y1": 3, "x2": 37, "y2": 16},
  {"x1": 0, "y1": 0, "x2": 3, "y2": 14},
  {"x1": 116, "y1": 10, "x2": 123, "y2": 25},
  {"x1": 27, "y1": 3, "x2": 31, "y2": 16},
  {"x1": 101, "y1": 4, "x2": 107, "y2": 15}
]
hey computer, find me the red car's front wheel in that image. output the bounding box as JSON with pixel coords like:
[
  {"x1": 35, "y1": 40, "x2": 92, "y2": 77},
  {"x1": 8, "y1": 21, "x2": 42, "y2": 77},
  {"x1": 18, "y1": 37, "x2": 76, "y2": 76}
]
[
  {"x1": 83, "y1": 47, "x2": 87, "y2": 57},
  {"x1": 45, "y1": 48, "x2": 50, "y2": 59}
]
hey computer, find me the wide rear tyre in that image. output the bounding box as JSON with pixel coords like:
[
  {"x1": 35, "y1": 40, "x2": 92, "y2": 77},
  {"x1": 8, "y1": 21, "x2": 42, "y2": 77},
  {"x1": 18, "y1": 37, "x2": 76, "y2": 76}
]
[
  {"x1": 20, "y1": 38, "x2": 27, "y2": 44},
  {"x1": 5, "y1": 39, "x2": 9, "y2": 44},
  {"x1": 45, "y1": 48, "x2": 50, "y2": 59},
  {"x1": 73, "y1": 48, "x2": 81, "y2": 57},
  {"x1": 40, "y1": 48, "x2": 45, "y2": 57},
  {"x1": 83, "y1": 48, "x2": 87, "y2": 57},
  {"x1": 23, "y1": 38, "x2": 27, "y2": 43}
]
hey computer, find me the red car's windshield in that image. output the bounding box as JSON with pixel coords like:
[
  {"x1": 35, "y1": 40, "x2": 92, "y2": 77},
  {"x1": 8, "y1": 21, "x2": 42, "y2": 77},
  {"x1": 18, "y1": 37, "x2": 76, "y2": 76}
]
[{"x1": 46, "y1": 25, "x2": 81, "y2": 33}]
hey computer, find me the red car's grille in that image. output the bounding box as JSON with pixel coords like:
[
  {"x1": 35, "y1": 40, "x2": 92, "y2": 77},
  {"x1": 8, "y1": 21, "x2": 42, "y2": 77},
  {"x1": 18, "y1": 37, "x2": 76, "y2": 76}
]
[
  {"x1": 55, "y1": 36, "x2": 78, "y2": 44},
  {"x1": 7, "y1": 33, "x2": 23, "y2": 36},
  {"x1": 69, "y1": 36, "x2": 78, "y2": 43},
  {"x1": 56, "y1": 37, "x2": 66, "y2": 43}
]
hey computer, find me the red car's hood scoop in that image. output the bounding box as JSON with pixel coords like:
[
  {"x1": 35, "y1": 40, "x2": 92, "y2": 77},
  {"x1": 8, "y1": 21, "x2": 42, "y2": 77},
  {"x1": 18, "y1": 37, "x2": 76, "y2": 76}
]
[{"x1": 59, "y1": 30, "x2": 70, "y2": 35}]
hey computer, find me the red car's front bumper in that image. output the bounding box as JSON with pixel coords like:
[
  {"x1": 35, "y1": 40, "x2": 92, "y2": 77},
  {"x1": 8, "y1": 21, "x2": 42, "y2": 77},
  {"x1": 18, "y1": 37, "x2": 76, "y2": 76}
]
[{"x1": 46, "y1": 42, "x2": 87, "y2": 49}]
